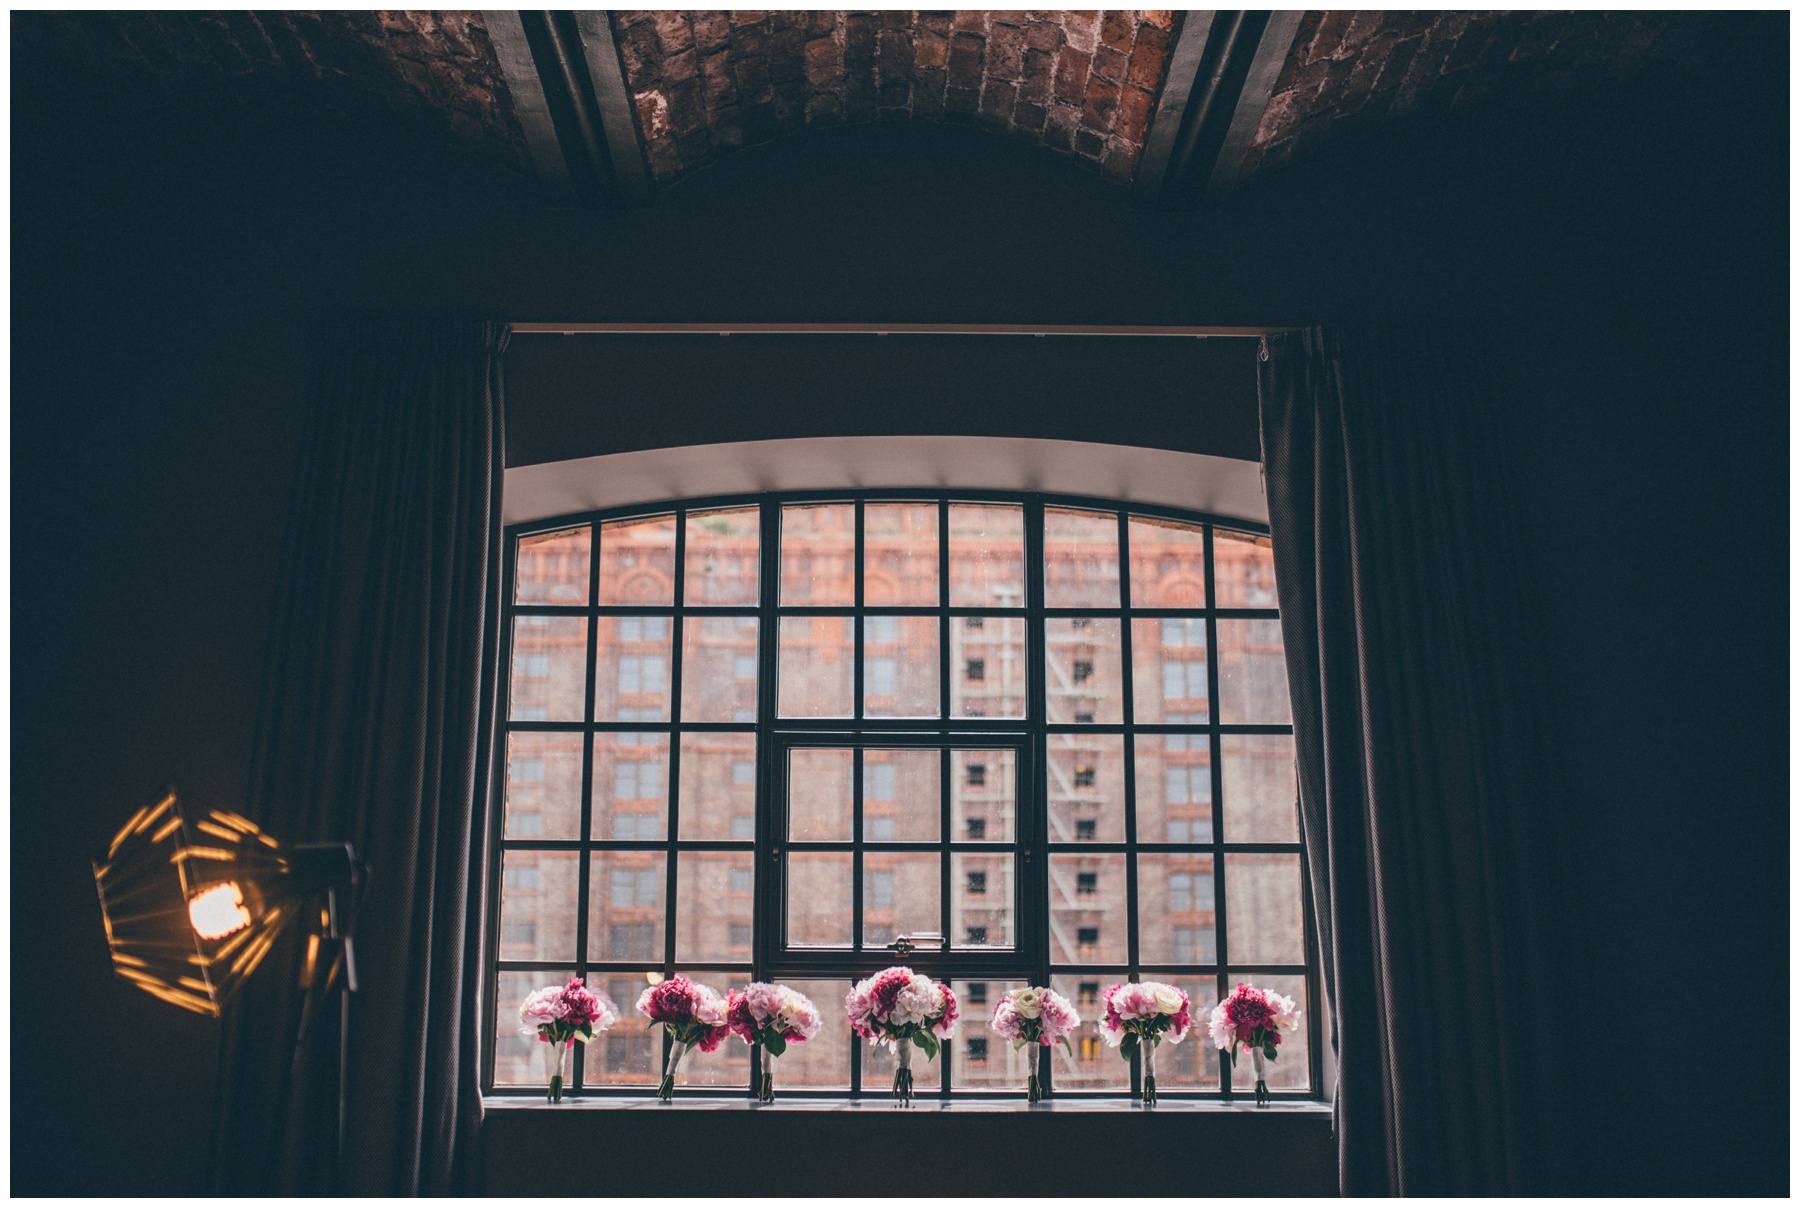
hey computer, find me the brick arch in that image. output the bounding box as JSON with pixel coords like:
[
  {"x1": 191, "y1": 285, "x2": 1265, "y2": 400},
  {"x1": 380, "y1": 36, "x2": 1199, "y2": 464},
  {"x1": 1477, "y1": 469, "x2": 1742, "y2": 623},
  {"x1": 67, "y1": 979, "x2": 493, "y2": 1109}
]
[{"x1": 612, "y1": 11, "x2": 1182, "y2": 187}]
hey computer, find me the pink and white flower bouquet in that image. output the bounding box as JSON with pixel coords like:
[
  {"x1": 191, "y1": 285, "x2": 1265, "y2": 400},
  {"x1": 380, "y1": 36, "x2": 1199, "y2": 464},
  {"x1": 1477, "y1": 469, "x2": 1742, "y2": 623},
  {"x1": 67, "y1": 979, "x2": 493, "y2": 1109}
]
[
  {"x1": 846, "y1": 966, "x2": 960, "y2": 1105},
  {"x1": 636, "y1": 976, "x2": 730, "y2": 1101},
  {"x1": 727, "y1": 982, "x2": 823, "y2": 1102},
  {"x1": 1209, "y1": 982, "x2": 1300, "y2": 1106},
  {"x1": 989, "y1": 986, "x2": 1080, "y2": 1102},
  {"x1": 1099, "y1": 980, "x2": 1192, "y2": 1105},
  {"x1": 519, "y1": 976, "x2": 619, "y2": 1102}
]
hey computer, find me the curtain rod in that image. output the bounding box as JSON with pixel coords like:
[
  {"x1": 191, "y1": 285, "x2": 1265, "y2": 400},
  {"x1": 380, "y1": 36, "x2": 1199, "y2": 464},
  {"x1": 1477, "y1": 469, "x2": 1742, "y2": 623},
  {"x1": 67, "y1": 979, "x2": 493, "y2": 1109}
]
[{"x1": 506, "y1": 322, "x2": 1289, "y2": 337}]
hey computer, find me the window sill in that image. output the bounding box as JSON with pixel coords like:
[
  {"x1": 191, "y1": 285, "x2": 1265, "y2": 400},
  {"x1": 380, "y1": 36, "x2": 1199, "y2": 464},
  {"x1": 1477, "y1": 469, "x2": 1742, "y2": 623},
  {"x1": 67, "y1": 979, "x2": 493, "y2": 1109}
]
[
  {"x1": 484, "y1": 1091, "x2": 1336, "y2": 1195},
  {"x1": 483, "y1": 1093, "x2": 1329, "y2": 1114}
]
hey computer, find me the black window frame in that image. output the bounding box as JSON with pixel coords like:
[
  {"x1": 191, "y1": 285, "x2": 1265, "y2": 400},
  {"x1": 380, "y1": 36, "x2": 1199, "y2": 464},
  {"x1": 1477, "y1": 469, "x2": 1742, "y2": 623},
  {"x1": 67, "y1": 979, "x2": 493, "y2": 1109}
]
[{"x1": 486, "y1": 489, "x2": 1320, "y2": 1102}]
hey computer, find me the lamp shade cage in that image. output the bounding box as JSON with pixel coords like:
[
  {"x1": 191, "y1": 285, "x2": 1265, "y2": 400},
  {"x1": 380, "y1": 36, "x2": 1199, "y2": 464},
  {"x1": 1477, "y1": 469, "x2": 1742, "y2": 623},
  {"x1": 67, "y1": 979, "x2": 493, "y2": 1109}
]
[{"x1": 93, "y1": 787, "x2": 355, "y2": 1016}]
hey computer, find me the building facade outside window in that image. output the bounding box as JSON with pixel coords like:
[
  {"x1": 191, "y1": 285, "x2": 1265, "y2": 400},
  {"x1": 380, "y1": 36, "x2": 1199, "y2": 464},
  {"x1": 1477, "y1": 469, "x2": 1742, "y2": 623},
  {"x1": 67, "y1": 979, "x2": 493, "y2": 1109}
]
[{"x1": 490, "y1": 493, "x2": 1314, "y2": 1098}]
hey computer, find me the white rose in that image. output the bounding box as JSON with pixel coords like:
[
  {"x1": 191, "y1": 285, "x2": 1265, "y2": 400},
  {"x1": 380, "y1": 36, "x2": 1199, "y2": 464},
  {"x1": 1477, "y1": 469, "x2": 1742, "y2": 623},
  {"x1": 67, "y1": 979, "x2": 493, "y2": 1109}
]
[
  {"x1": 1150, "y1": 983, "x2": 1186, "y2": 1014},
  {"x1": 1010, "y1": 987, "x2": 1044, "y2": 1019}
]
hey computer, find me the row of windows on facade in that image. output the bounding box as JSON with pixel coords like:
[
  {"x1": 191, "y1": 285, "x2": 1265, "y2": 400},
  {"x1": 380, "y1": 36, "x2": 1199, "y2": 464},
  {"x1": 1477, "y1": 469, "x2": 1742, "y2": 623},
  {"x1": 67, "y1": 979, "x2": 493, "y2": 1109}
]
[{"x1": 496, "y1": 922, "x2": 1214, "y2": 962}]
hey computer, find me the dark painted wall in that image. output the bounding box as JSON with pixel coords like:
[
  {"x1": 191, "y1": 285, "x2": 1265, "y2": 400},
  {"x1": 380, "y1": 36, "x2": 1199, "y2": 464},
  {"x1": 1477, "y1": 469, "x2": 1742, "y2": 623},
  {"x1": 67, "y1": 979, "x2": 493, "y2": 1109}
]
[{"x1": 12, "y1": 32, "x2": 1786, "y2": 1197}]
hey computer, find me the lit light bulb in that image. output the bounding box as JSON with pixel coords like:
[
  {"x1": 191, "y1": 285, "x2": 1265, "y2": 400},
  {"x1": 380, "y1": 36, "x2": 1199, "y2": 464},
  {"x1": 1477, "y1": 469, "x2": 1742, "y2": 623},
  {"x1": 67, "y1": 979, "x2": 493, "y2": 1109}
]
[{"x1": 188, "y1": 882, "x2": 252, "y2": 940}]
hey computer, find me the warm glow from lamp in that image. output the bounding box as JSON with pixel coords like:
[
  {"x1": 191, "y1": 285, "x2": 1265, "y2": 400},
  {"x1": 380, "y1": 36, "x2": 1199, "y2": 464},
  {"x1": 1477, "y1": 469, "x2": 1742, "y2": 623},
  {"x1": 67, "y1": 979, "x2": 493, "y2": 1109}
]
[{"x1": 189, "y1": 881, "x2": 252, "y2": 940}]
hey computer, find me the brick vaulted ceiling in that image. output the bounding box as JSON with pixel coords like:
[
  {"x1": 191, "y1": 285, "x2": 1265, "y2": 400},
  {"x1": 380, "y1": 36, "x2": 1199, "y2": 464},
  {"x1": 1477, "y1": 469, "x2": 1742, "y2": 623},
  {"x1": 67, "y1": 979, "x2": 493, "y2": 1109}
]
[
  {"x1": 613, "y1": 11, "x2": 1181, "y2": 185},
  {"x1": 12, "y1": 11, "x2": 1780, "y2": 207}
]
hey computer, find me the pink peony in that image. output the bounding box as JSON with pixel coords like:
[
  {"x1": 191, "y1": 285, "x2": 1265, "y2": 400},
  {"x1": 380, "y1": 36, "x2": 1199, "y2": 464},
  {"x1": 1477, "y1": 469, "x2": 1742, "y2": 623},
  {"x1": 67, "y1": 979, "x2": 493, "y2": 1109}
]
[
  {"x1": 637, "y1": 976, "x2": 730, "y2": 1051},
  {"x1": 846, "y1": 966, "x2": 957, "y2": 1045},
  {"x1": 519, "y1": 985, "x2": 567, "y2": 1034},
  {"x1": 1099, "y1": 981, "x2": 1190, "y2": 1047},
  {"x1": 1037, "y1": 989, "x2": 1079, "y2": 1040},
  {"x1": 1209, "y1": 983, "x2": 1298, "y2": 1051},
  {"x1": 559, "y1": 977, "x2": 617, "y2": 1030}
]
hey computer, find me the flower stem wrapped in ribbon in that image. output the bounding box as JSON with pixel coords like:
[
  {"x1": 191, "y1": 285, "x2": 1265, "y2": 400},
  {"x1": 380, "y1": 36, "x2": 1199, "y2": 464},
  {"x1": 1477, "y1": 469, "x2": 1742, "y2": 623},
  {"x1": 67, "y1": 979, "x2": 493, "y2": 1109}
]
[
  {"x1": 519, "y1": 977, "x2": 619, "y2": 1102},
  {"x1": 1208, "y1": 982, "x2": 1301, "y2": 1106},
  {"x1": 988, "y1": 986, "x2": 1080, "y2": 1102},
  {"x1": 726, "y1": 982, "x2": 824, "y2": 1103},
  {"x1": 846, "y1": 965, "x2": 959, "y2": 1106},
  {"x1": 1098, "y1": 981, "x2": 1191, "y2": 1105},
  {"x1": 636, "y1": 976, "x2": 730, "y2": 1101}
]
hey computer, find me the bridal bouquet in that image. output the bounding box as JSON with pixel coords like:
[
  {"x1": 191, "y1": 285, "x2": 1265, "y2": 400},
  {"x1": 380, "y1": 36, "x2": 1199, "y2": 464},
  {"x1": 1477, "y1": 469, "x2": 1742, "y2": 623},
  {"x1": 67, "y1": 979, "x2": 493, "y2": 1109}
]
[
  {"x1": 519, "y1": 976, "x2": 619, "y2": 1102},
  {"x1": 1208, "y1": 982, "x2": 1301, "y2": 1106},
  {"x1": 636, "y1": 976, "x2": 730, "y2": 1101},
  {"x1": 846, "y1": 966, "x2": 959, "y2": 1105},
  {"x1": 1099, "y1": 981, "x2": 1191, "y2": 1105},
  {"x1": 988, "y1": 986, "x2": 1080, "y2": 1102},
  {"x1": 727, "y1": 982, "x2": 824, "y2": 1102}
]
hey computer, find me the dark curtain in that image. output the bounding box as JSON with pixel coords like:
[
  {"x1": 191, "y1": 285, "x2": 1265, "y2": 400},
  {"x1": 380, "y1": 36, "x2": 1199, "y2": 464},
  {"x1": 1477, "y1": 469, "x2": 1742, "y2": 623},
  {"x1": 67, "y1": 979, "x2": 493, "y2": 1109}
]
[
  {"x1": 1259, "y1": 326, "x2": 1583, "y2": 1195},
  {"x1": 212, "y1": 318, "x2": 507, "y2": 1196}
]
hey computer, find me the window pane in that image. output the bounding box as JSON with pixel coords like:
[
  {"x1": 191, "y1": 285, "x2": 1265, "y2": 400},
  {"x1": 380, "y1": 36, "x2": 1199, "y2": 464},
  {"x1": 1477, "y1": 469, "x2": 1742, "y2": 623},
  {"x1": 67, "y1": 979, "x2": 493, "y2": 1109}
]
[
  {"x1": 510, "y1": 616, "x2": 587, "y2": 721},
  {"x1": 1150, "y1": 976, "x2": 1221, "y2": 1090},
  {"x1": 684, "y1": 506, "x2": 760, "y2": 605},
  {"x1": 1214, "y1": 529, "x2": 1278, "y2": 608},
  {"x1": 1049, "y1": 853, "x2": 1127, "y2": 964},
  {"x1": 863, "y1": 748, "x2": 940, "y2": 842},
  {"x1": 1221, "y1": 733, "x2": 1299, "y2": 843},
  {"x1": 1138, "y1": 854, "x2": 1216, "y2": 965},
  {"x1": 951, "y1": 748, "x2": 1015, "y2": 842},
  {"x1": 1044, "y1": 507, "x2": 1120, "y2": 607},
  {"x1": 1048, "y1": 733, "x2": 1124, "y2": 843},
  {"x1": 677, "y1": 732, "x2": 755, "y2": 840},
  {"x1": 1223, "y1": 973, "x2": 1310, "y2": 1091},
  {"x1": 768, "y1": 978, "x2": 853, "y2": 1089},
  {"x1": 587, "y1": 852, "x2": 666, "y2": 961},
  {"x1": 861, "y1": 852, "x2": 939, "y2": 949},
  {"x1": 682, "y1": 616, "x2": 759, "y2": 722},
  {"x1": 788, "y1": 748, "x2": 853, "y2": 841},
  {"x1": 951, "y1": 853, "x2": 1013, "y2": 949},
  {"x1": 1128, "y1": 515, "x2": 1207, "y2": 608},
  {"x1": 1216, "y1": 618, "x2": 1292, "y2": 724},
  {"x1": 864, "y1": 502, "x2": 939, "y2": 606},
  {"x1": 1225, "y1": 854, "x2": 1306, "y2": 965},
  {"x1": 676, "y1": 854, "x2": 756, "y2": 963},
  {"x1": 494, "y1": 969, "x2": 575, "y2": 1086},
  {"x1": 951, "y1": 979, "x2": 1027, "y2": 1090},
  {"x1": 591, "y1": 731, "x2": 668, "y2": 841},
  {"x1": 1134, "y1": 734, "x2": 1212, "y2": 846},
  {"x1": 516, "y1": 527, "x2": 590, "y2": 604},
  {"x1": 1049, "y1": 974, "x2": 1130, "y2": 1091},
  {"x1": 598, "y1": 514, "x2": 676, "y2": 605},
  {"x1": 590, "y1": 973, "x2": 661, "y2": 1088},
  {"x1": 950, "y1": 614, "x2": 1027, "y2": 718},
  {"x1": 593, "y1": 615, "x2": 671, "y2": 722},
  {"x1": 673, "y1": 969, "x2": 754, "y2": 1087},
  {"x1": 787, "y1": 853, "x2": 852, "y2": 946},
  {"x1": 1132, "y1": 617, "x2": 1210, "y2": 724},
  {"x1": 947, "y1": 503, "x2": 1024, "y2": 607},
  {"x1": 500, "y1": 851, "x2": 578, "y2": 961},
  {"x1": 506, "y1": 732, "x2": 582, "y2": 840},
  {"x1": 862, "y1": 615, "x2": 940, "y2": 717},
  {"x1": 1045, "y1": 616, "x2": 1122, "y2": 724},
  {"x1": 779, "y1": 503, "x2": 854, "y2": 605},
  {"x1": 778, "y1": 615, "x2": 853, "y2": 717}
]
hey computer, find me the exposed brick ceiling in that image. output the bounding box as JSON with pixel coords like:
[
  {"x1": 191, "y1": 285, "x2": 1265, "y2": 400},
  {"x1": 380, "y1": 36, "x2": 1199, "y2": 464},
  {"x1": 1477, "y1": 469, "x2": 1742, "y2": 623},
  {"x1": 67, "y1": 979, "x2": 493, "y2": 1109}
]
[
  {"x1": 1244, "y1": 11, "x2": 1782, "y2": 178},
  {"x1": 12, "y1": 10, "x2": 1782, "y2": 200},
  {"x1": 612, "y1": 10, "x2": 1181, "y2": 185},
  {"x1": 10, "y1": 11, "x2": 531, "y2": 172}
]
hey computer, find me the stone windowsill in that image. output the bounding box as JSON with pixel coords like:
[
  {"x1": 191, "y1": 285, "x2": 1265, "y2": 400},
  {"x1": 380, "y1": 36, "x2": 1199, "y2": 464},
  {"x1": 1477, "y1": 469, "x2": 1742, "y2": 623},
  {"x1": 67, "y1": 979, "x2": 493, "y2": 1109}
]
[{"x1": 484, "y1": 1093, "x2": 1330, "y2": 1113}]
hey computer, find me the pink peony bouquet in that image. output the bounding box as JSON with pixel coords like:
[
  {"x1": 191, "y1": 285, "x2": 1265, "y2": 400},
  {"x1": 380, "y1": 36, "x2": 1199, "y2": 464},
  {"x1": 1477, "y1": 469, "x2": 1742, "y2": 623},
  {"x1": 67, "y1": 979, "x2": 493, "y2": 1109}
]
[
  {"x1": 988, "y1": 986, "x2": 1080, "y2": 1102},
  {"x1": 519, "y1": 976, "x2": 619, "y2": 1102},
  {"x1": 727, "y1": 982, "x2": 823, "y2": 1102},
  {"x1": 1099, "y1": 981, "x2": 1192, "y2": 1105},
  {"x1": 636, "y1": 976, "x2": 730, "y2": 1101},
  {"x1": 1208, "y1": 982, "x2": 1301, "y2": 1106},
  {"x1": 845, "y1": 966, "x2": 960, "y2": 1105}
]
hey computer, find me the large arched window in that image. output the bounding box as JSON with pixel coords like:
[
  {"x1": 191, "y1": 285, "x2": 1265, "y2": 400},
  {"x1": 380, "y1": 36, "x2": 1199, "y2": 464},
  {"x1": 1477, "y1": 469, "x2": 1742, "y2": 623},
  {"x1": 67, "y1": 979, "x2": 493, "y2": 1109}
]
[{"x1": 487, "y1": 491, "x2": 1316, "y2": 1099}]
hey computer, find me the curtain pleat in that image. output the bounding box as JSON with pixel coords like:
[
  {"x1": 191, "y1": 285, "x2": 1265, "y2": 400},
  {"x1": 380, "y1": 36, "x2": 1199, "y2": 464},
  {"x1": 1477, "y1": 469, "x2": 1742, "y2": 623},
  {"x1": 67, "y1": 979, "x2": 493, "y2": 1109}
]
[
  {"x1": 1259, "y1": 326, "x2": 1585, "y2": 1195},
  {"x1": 212, "y1": 317, "x2": 507, "y2": 1196}
]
